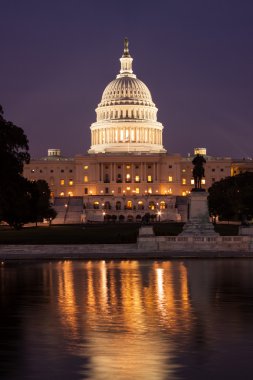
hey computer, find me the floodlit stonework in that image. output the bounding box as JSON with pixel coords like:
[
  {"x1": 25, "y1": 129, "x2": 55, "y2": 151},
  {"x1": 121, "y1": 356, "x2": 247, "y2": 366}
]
[
  {"x1": 88, "y1": 38, "x2": 166, "y2": 155},
  {"x1": 23, "y1": 39, "x2": 253, "y2": 223}
]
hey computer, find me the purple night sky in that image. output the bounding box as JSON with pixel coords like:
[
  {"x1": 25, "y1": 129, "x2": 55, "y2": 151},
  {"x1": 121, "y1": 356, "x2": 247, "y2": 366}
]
[{"x1": 1, "y1": 0, "x2": 253, "y2": 159}]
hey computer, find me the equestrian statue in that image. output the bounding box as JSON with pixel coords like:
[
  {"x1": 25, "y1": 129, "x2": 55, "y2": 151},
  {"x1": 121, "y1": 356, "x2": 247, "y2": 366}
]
[{"x1": 192, "y1": 154, "x2": 206, "y2": 191}]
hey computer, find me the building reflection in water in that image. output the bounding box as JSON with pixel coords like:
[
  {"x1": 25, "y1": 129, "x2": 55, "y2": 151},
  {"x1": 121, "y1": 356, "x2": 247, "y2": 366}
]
[
  {"x1": 57, "y1": 261, "x2": 79, "y2": 339},
  {"x1": 55, "y1": 260, "x2": 192, "y2": 379}
]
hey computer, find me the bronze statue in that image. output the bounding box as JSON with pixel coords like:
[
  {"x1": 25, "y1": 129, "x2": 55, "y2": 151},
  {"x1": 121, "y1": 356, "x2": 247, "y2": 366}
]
[
  {"x1": 123, "y1": 37, "x2": 129, "y2": 56},
  {"x1": 192, "y1": 154, "x2": 206, "y2": 190}
]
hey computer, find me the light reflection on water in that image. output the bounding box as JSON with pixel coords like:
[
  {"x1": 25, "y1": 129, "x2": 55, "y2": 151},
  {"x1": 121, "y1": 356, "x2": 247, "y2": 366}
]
[{"x1": 1, "y1": 259, "x2": 253, "y2": 379}]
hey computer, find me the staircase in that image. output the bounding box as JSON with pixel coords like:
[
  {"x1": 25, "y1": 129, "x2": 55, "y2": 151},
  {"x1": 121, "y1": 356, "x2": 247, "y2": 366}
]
[{"x1": 52, "y1": 197, "x2": 84, "y2": 224}]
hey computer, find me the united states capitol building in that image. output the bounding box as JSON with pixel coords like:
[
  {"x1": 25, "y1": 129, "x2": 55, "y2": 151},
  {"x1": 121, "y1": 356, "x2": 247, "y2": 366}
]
[{"x1": 24, "y1": 40, "x2": 253, "y2": 223}]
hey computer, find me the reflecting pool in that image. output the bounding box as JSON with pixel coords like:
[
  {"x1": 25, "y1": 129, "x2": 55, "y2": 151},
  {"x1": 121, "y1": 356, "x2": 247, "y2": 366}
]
[{"x1": 1, "y1": 259, "x2": 253, "y2": 379}]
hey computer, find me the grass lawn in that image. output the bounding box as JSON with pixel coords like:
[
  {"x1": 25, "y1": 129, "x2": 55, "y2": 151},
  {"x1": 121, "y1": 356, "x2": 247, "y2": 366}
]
[
  {"x1": 0, "y1": 222, "x2": 239, "y2": 245},
  {"x1": 0, "y1": 224, "x2": 139, "y2": 245}
]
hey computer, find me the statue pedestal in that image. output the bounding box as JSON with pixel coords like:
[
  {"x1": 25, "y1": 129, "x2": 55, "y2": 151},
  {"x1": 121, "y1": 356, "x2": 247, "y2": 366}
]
[{"x1": 180, "y1": 191, "x2": 218, "y2": 236}]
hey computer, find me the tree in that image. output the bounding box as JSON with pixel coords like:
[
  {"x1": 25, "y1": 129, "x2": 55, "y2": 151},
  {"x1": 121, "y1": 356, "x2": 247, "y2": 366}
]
[
  {"x1": 0, "y1": 106, "x2": 56, "y2": 228},
  {"x1": 0, "y1": 105, "x2": 31, "y2": 227},
  {"x1": 1, "y1": 176, "x2": 33, "y2": 229},
  {"x1": 208, "y1": 172, "x2": 253, "y2": 223},
  {"x1": 0, "y1": 105, "x2": 30, "y2": 175},
  {"x1": 29, "y1": 180, "x2": 57, "y2": 226}
]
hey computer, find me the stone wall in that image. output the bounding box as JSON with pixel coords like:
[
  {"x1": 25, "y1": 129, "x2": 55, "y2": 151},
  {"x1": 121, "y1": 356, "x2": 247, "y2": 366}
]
[{"x1": 138, "y1": 234, "x2": 253, "y2": 252}]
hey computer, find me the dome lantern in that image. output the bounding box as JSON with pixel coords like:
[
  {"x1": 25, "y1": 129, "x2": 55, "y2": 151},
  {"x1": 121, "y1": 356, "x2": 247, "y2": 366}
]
[{"x1": 118, "y1": 37, "x2": 135, "y2": 78}]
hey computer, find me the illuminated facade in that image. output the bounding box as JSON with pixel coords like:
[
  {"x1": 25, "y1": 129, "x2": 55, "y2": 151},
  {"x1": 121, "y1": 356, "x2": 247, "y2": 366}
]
[
  {"x1": 23, "y1": 40, "x2": 253, "y2": 223},
  {"x1": 89, "y1": 38, "x2": 166, "y2": 155}
]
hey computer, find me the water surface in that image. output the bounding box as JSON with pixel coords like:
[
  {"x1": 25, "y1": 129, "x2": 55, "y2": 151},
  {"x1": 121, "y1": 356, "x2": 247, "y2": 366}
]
[{"x1": 1, "y1": 259, "x2": 253, "y2": 379}]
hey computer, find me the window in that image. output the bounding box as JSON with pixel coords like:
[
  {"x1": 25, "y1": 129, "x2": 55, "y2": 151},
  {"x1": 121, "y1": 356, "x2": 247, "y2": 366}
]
[
  {"x1": 126, "y1": 187, "x2": 131, "y2": 191},
  {"x1": 168, "y1": 165, "x2": 172, "y2": 169},
  {"x1": 135, "y1": 175, "x2": 140, "y2": 182},
  {"x1": 118, "y1": 165, "x2": 121, "y2": 169},
  {"x1": 60, "y1": 192, "x2": 64, "y2": 196},
  {"x1": 50, "y1": 169, "x2": 54, "y2": 173},
  {"x1": 105, "y1": 187, "x2": 109, "y2": 194},
  {"x1": 105, "y1": 195, "x2": 112, "y2": 205},
  {"x1": 116, "y1": 174, "x2": 122, "y2": 183},
  {"x1": 104, "y1": 174, "x2": 110, "y2": 183},
  {"x1": 84, "y1": 188, "x2": 88, "y2": 194},
  {"x1": 191, "y1": 179, "x2": 194, "y2": 185},
  {"x1": 138, "y1": 201, "x2": 144, "y2": 210},
  {"x1": 61, "y1": 169, "x2": 64, "y2": 173},
  {"x1": 126, "y1": 173, "x2": 131, "y2": 182},
  {"x1": 135, "y1": 165, "x2": 139, "y2": 169},
  {"x1": 39, "y1": 170, "x2": 43, "y2": 173},
  {"x1": 212, "y1": 178, "x2": 215, "y2": 182},
  {"x1": 148, "y1": 165, "x2": 152, "y2": 169},
  {"x1": 148, "y1": 187, "x2": 152, "y2": 194},
  {"x1": 126, "y1": 200, "x2": 132, "y2": 209},
  {"x1": 201, "y1": 179, "x2": 206, "y2": 184},
  {"x1": 69, "y1": 169, "x2": 73, "y2": 173},
  {"x1": 182, "y1": 178, "x2": 186, "y2": 185},
  {"x1": 118, "y1": 187, "x2": 121, "y2": 194},
  {"x1": 147, "y1": 175, "x2": 152, "y2": 183},
  {"x1": 149, "y1": 201, "x2": 155, "y2": 210},
  {"x1": 105, "y1": 166, "x2": 109, "y2": 169},
  {"x1": 84, "y1": 176, "x2": 88, "y2": 183},
  {"x1": 168, "y1": 176, "x2": 173, "y2": 182},
  {"x1": 116, "y1": 201, "x2": 121, "y2": 210},
  {"x1": 84, "y1": 165, "x2": 88, "y2": 170},
  {"x1": 220, "y1": 168, "x2": 224, "y2": 172},
  {"x1": 182, "y1": 169, "x2": 186, "y2": 173},
  {"x1": 212, "y1": 168, "x2": 215, "y2": 172},
  {"x1": 60, "y1": 179, "x2": 65, "y2": 186},
  {"x1": 135, "y1": 188, "x2": 140, "y2": 194},
  {"x1": 160, "y1": 201, "x2": 166, "y2": 209},
  {"x1": 69, "y1": 179, "x2": 73, "y2": 186},
  {"x1": 126, "y1": 165, "x2": 131, "y2": 169},
  {"x1": 93, "y1": 202, "x2": 99, "y2": 209}
]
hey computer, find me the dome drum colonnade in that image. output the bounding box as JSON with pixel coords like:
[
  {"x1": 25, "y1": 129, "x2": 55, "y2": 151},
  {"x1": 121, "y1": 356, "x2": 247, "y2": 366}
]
[{"x1": 88, "y1": 38, "x2": 166, "y2": 154}]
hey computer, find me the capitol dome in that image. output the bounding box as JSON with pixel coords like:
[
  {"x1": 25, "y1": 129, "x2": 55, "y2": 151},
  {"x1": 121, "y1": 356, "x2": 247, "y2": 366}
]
[
  {"x1": 99, "y1": 77, "x2": 154, "y2": 107},
  {"x1": 88, "y1": 39, "x2": 166, "y2": 154}
]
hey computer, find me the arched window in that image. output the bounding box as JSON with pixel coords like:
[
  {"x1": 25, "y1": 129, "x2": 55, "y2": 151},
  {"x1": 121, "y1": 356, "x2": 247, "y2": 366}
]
[
  {"x1": 93, "y1": 201, "x2": 99, "y2": 209},
  {"x1": 138, "y1": 201, "x2": 144, "y2": 210},
  {"x1": 126, "y1": 200, "x2": 132, "y2": 210},
  {"x1": 148, "y1": 201, "x2": 155, "y2": 210},
  {"x1": 160, "y1": 201, "x2": 166, "y2": 209},
  {"x1": 116, "y1": 201, "x2": 121, "y2": 210},
  {"x1": 104, "y1": 201, "x2": 111, "y2": 210}
]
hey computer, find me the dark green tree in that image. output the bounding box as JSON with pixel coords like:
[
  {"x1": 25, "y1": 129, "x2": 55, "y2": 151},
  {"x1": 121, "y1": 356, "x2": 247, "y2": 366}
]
[
  {"x1": 0, "y1": 105, "x2": 30, "y2": 175},
  {"x1": 1, "y1": 176, "x2": 33, "y2": 229},
  {"x1": 0, "y1": 105, "x2": 30, "y2": 227},
  {"x1": 208, "y1": 172, "x2": 253, "y2": 223},
  {"x1": 30, "y1": 180, "x2": 57, "y2": 226},
  {"x1": 0, "y1": 106, "x2": 56, "y2": 228}
]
